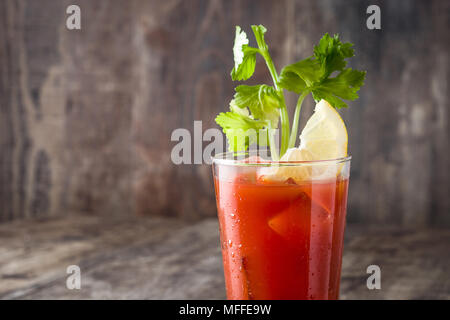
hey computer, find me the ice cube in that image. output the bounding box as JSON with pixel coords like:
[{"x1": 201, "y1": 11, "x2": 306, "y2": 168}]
[
  {"x1": 267, "y1": 192, "x2": 310, "y2": 239},
  {"x1": 304, "y1": 182, "x2": 337, "y2": 215},
  {"x1": 268, "y1": 190, "x2": 334, "y2": 239}
]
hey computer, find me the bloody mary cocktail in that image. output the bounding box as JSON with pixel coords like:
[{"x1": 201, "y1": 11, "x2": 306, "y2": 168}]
[
  {"x1": 213, "y1": 155, "x2": 350, "y2": 300},
  {"x1": 212, "y1": 23, "x2": 365, "y2": 300}
]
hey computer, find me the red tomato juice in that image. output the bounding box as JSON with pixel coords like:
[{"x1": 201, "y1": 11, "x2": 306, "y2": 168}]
[{"x1": 214, "y1": 173, "x2": 349, "y2": 300}]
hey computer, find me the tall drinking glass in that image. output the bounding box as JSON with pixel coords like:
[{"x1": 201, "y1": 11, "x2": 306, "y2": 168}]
[{"x1": 212, "y1": 151, "x2": 351, "y2": 300}]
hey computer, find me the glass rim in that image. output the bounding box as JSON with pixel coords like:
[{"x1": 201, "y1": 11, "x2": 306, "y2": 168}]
[{"x1": 212, "y1": 151, "x2": 351, "y2": 167}]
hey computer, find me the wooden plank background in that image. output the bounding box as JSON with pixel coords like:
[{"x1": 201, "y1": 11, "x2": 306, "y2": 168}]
[
  {"x1": 0, "y1": 0, "x2": 449, "y2": 226},
  {"x1": 1, "y1": 216, "x2": 449, "y2": 299}
]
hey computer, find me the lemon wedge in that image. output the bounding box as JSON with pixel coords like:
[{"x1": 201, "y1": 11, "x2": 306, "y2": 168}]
[
  {"x1": 266, "y1": 147, "x2": 314, "y2": 182},
  {"x1": 299, "y1": 99, "x2": 348, "y2": 160},
  {"x1": 259, "y1": 99, "x2": 348, "y2": 184}
]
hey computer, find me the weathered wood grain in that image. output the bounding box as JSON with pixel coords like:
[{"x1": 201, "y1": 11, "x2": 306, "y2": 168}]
[
  {"x1": 0, "y1": 0, "x2": 449, "y2": 226},
  {"x1": 0, "y1": 216, "x2": 448, "y2": 299},
  {"x1": 0, "y1": 215, "x2": 189, "y2": 298},
  {"x1": 340, "y1": 227, "x2": 450, "y2": 299}
]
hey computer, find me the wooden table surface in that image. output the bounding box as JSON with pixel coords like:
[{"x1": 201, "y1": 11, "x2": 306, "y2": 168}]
[{"x1": 0, "y1": 216, "x2": 449, "y2": 300}]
